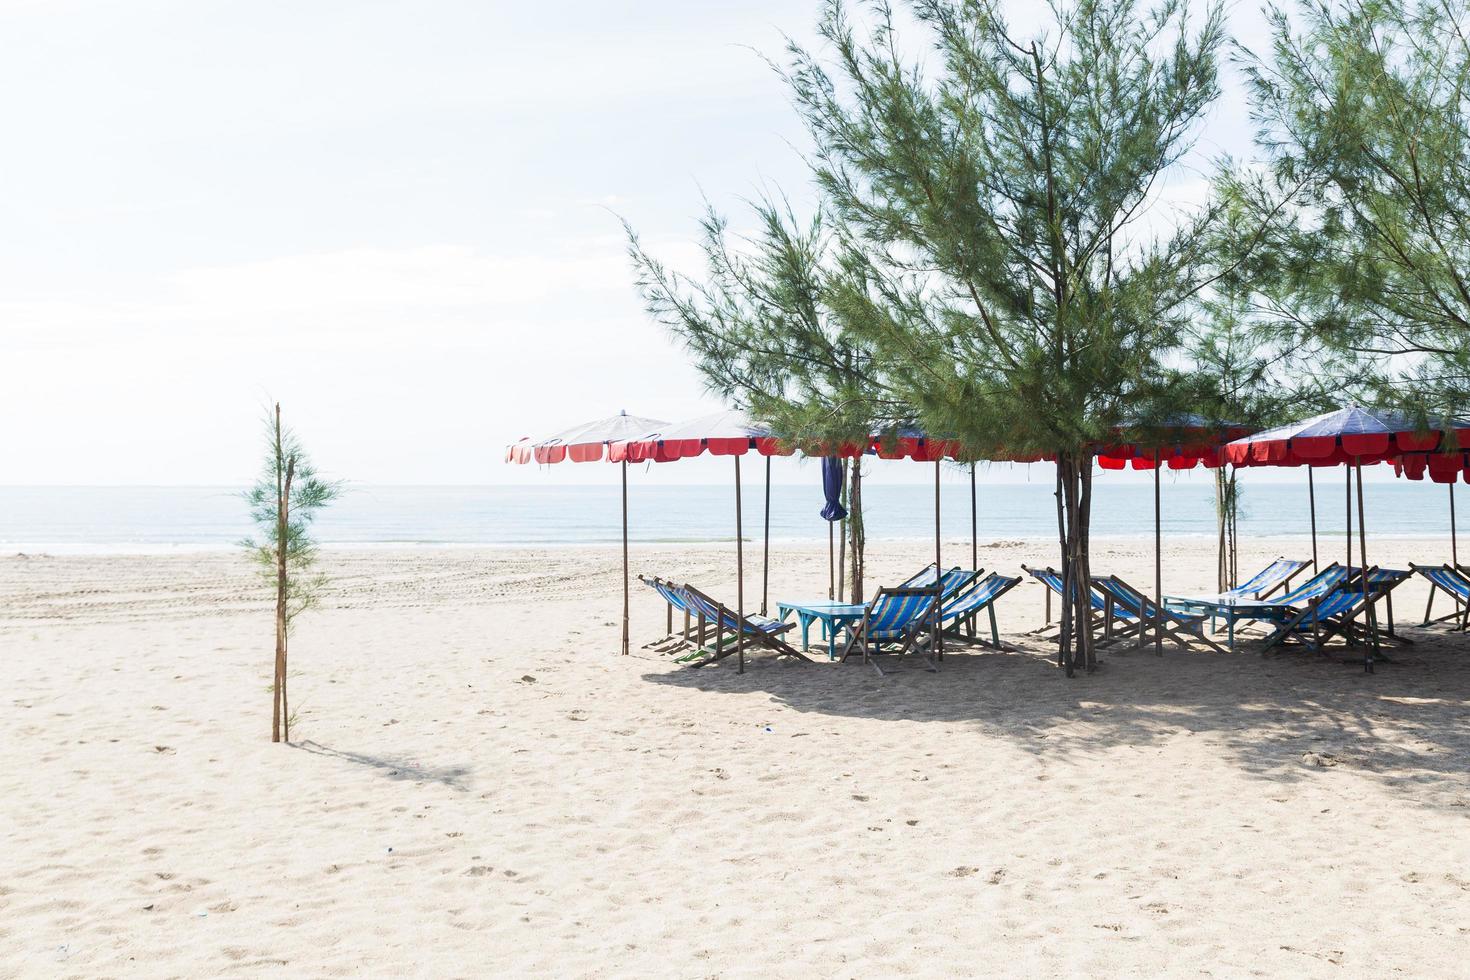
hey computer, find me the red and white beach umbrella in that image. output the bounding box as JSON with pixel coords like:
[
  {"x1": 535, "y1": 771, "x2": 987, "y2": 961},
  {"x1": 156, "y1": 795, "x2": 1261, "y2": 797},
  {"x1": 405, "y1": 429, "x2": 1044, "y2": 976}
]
[
  {"x1": 1223, "y1": 406, "x2": 1460, "y2": 671},
  {"x1": 620, "y1": 409, "x2": 790, "y2": 674},
  {"x1": 506, "y1": 410, "x2": 668, "y2": 657}
]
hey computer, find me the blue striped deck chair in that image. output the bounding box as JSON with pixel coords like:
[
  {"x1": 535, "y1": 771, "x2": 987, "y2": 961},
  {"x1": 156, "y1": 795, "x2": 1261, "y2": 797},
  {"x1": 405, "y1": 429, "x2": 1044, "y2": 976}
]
[
  {"x1": 1092, "y1": 575, "x2": 1225, "y2": 653},
  {"x1": 1411, "y1": 563, "x2": 1470, "y2": 630},
  {"x1": 1168, "y1": 563, "x2": 1352, "y2": 646},
  {"x1": 678, "y1": 583, "x2": 809, "y2": 668},
  {"x1": 1230, "y1": 557, "x2": 1310, "y2": 599},
  {"x1": 1021, "y1": 564, "x2": 1139, "y2": 641},
  {"x1": 1262, "y1": 566, "x2": 1408, "y2": 664},
  {"x1": 839, "y1": 586, "x2": 939, "y2": 675},
  {"x1": 1184, "y1": 557, "x2": 1309, "y2": 604},
  {"x1": 1261, "y1": 582, "x2": 1376, "y2": 654},
  {"x1": 939, "y1": 572, "x2": 1022, "y2": 648},
  {"x1": 901, "y1": 564, "x2": 983, "y2": 600},
  {"x1": 639, "y1": 574, "x2": 697, "y2": 651}
]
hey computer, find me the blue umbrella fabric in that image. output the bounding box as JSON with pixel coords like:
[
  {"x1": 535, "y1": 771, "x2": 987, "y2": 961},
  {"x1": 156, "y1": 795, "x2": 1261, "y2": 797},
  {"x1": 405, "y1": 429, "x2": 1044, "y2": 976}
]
[{"x1": 821, "y1": 456, "x2": 848, "y2": 521}]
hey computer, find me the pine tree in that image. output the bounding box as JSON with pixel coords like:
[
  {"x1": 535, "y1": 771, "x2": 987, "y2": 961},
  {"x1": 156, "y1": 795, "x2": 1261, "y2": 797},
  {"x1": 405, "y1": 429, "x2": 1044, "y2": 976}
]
[
  {"x1": 241, "y1": 404, "x2": 340, "y2": 743},
  {"x1": 776, "y1": 0, "x2": 1232, "y2": 673}
]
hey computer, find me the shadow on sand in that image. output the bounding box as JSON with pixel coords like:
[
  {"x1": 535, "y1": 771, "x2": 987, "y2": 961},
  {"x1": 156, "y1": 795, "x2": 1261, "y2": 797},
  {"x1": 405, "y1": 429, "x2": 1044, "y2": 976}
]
[
  {"x1": 292, "y1": 740, "x2": 472, "y2": 791},
  {"x1": 643, "y1": 627, "x2": 1470, "y2": 805}
]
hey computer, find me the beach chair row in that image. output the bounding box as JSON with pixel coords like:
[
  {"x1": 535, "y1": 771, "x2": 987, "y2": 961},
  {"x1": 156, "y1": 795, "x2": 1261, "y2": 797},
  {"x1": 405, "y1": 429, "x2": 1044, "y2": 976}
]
[{"x1": 639, "y1": 557, "x2": 1470, "y2": 672}]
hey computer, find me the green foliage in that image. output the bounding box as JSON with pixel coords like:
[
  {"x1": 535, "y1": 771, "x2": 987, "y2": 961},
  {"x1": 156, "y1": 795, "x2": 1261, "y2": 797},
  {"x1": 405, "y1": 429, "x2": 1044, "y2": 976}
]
[
  {"x1": 1236, "y1": 0, "x2": 1470, "y2": 417},
  {"x1": 627, "y1": 197, "x2": 885, "y2": 601},
  {"x1": 778, "y1": 0, "x2": 1231, "y2": 455},
  {"x1": 240, "y1": 408, "x2": 341, "y2": 627},
  {"x1": 626, "y1": 197, "x2": 902, "y2": 448}
]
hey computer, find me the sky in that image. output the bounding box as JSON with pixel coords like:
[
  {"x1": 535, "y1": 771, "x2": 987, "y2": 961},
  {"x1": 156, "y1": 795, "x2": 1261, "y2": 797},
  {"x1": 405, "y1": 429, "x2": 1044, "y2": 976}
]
[{"x1": 1, "y1": 0, "x2": 1333, "y2": 488}]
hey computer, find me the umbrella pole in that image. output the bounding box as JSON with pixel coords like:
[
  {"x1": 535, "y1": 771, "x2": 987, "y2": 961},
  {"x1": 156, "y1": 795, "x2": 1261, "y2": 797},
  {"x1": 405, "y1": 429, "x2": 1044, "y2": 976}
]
[
  {"x1": 736, "y1": 454, "x2": 745, "y2": 675},
  {"x1": 837, "y1": 461, "x2": 847, "y2": 603},
  {"x1": 935, "y1": 457, "x2": 942, "y2": 660},
  {"x1": 1154, "y1": 455, "x2": 1162, "y2": 657},
  {"x1": 621, "y1": 459, "x2": 630, "y2": 657},
  {"x1": 1345, "y1": 465, "x2": 1352, "y2": 576},
  {"x1": 1451, "y1": 481, "x2": 1459, "y2": 569},
  {"x1": 1308, "y1": 467, "x2": 1319, "y2": 570},
  {"x1": 762, "y1": 454, "x2": 771, "y2": 616},
  {"x1": 970, "y1": 462, "x2": 978, "y2": 571},
  {"x1": 1356, "y1": 459, "x2": 1380, "y2": 672}
]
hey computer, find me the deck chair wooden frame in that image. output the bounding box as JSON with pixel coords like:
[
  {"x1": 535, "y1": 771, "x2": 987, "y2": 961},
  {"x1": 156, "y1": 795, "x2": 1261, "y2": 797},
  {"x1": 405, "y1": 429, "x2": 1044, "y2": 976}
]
[
  {"x1": 638, "y1": 574, "x2": 696, "y2": 653},
  {"x1": 680, "y1": 584, "x2": 811, "y2": 668},
  {"x1": 1094, "y1": 575, "x2": 1226, "y2": 654},
  {"x1": 1021, "y1": 564, "x2": 1141, "y2": 643},
  {"x1": 1261, "y1": 567, "x2": 1404, "y2": 655}
]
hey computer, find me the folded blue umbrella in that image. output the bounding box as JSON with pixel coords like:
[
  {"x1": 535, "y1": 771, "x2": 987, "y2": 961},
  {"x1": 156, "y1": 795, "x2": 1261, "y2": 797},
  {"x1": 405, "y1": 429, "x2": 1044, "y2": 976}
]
[{"x1": 821, "y1": 456, "x2": 847, "y2": 521}]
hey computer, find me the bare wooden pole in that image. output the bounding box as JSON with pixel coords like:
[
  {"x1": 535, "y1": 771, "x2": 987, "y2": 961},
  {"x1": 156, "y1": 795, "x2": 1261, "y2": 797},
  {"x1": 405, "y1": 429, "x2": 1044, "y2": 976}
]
[
  {"x1": 1356, "y1": 460, "x2": 1380, "y2": 672},
  {"x1": 762, "y1": 453, "x2": 771, "y2": 615},
  {"x1": 621, "y1": 460, "x2": 630, "y2": 657},
  {"x1": 735, "y1": 454, "x2": 745, "y2": 675},
  {"x1": 1308, "y1": 467, "x2": 1319, "y2": 570}
]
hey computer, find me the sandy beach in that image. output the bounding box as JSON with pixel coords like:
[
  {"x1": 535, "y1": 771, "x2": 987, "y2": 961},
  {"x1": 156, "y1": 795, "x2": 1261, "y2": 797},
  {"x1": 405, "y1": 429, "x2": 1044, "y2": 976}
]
[{"x1": 3, "y1": 535, "x2": 1468, "y2": 977}]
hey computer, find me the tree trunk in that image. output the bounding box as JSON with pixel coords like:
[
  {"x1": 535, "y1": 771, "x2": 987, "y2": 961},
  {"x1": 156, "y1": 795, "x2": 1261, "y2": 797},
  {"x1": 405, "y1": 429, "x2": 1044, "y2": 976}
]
[
  {"x1": 1053, "y1": 451, "x2": 1096, "y2": 676},
  {"x1": 276, "y1": 453, "x2": 295, "y2": 744},
  {"x1": 1077, "y1": 456, "x2": 1095, "y2": 672},
  {"x1": 1054, "y1": 462, "x2": 1073, "y2": 675}
]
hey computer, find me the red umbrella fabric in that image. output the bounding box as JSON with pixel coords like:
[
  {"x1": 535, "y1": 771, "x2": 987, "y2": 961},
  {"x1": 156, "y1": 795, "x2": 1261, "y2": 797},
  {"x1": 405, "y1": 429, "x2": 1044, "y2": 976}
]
[
  {"x1": 618, "y1": 409, "x2": 788, "y2": 462},
  {"x1": 1394, "y1": 450, "x2": 1470, "y2": 485},
  {"x1": 1222, "y1": 407, "x2": 1456, "y2": 467},
  {"x1": 506, "y1": 411, "x2": 668, "y2": 465}
]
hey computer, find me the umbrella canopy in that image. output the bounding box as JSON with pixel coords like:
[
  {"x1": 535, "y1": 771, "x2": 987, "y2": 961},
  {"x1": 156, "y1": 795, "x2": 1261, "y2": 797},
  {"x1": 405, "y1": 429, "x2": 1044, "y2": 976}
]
[
  {"x1": 618, "y1": 408, "x2": 788, "y2": 462},
  {"x1": 1222, "y1": 406, "x2": 1457, "y2": 467},
  {"x1": 617, "y1": 408, "x2": 788, "y2": 667},
  {"x1": 506, "y1": 411, "x2": 669, "y2": 464},
  {"x1": 1098, "y1": 416, "x2": 1253, "y2": 470},
  {"x1": 505, "y1": 410, "x2": 669, "y2": 658}
]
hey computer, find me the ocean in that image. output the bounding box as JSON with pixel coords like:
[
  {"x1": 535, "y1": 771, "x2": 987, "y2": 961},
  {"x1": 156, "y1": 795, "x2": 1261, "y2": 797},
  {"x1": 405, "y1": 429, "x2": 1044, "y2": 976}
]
[{"x1": 0, "y1": 479, "x2": 1457, "y2": 554}]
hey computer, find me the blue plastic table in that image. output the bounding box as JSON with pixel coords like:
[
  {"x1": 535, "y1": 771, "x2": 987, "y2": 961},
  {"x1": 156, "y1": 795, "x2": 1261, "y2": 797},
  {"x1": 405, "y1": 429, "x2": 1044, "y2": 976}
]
[{"x1": 776, "y1": 600, "x2": 868, "y2": 660}]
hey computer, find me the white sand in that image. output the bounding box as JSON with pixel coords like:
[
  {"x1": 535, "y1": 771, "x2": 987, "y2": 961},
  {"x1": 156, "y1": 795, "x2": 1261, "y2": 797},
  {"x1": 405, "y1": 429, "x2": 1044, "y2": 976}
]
[{"x1": 2, "y1": 536, "x2": 1468, "y2": 977}]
